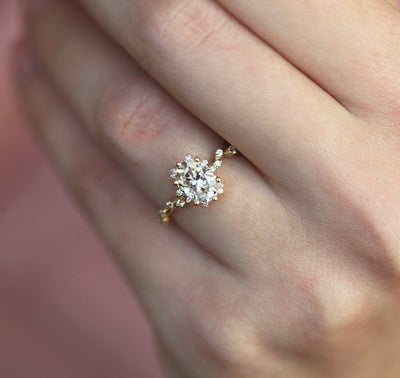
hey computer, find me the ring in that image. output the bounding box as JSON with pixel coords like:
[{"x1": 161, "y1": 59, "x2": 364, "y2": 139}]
[{"x1": 159, "y1": 145, "x2": 238, "y2": 223}]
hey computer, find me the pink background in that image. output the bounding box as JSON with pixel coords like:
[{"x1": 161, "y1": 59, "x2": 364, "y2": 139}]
[{"x1": 0, "y1": 1, "x2": 164, "y2": 377}]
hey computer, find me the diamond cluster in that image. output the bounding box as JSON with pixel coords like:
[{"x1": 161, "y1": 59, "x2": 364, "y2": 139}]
[{"x1": 171, "y1": 155, "x2": 224, "y2": 207}]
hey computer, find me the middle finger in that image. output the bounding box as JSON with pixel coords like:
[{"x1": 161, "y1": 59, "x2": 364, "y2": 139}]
[{"x1": 77, "y1": 0, "x2": 353, "y2": 185}]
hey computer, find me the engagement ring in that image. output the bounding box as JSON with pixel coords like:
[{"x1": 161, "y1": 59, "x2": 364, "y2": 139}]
[{"x1": 159, "y1": 145, "x2": 237, "y2": 223}]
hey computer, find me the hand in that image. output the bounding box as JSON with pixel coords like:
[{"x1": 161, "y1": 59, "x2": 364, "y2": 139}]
[{"x1": 17, "y1": 0, "x2": 400, "y2": 376}]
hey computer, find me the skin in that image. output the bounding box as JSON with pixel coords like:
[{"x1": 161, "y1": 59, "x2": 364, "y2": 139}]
[{"x1": 16, "y1": 0, "x2": 400, "y2": 376}]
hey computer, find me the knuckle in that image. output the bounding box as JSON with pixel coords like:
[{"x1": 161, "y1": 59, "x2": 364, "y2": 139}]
[
  {"x1": 96, "y1": 79, "x2": 164, "y2": 149},
  {"x1": 135, "y1": 0, "x2": 231, "y2": 60},
  {"x1": 184, "y1": 289, "x2": 267, "y2": 374},
  {"x1": 194, "y1": 314, "x2": 264, "y2": 373}
]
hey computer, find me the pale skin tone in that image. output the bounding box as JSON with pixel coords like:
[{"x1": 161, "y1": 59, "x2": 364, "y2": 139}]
[{"x1": 17, "y1": 0, "x2": 400, "y2": 376}]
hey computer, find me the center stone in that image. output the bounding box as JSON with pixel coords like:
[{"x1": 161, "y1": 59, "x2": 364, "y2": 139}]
[{"x1": 171, "y1": 155, "x2": 224, "y2": 206}]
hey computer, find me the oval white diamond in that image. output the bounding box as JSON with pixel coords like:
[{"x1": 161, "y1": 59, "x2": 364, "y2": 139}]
[{"x1": 173, "y1": 157, "x2": 224, "y2": 206}]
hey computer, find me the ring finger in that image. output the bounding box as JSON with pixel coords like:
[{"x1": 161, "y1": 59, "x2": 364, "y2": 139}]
[{"x1": 28, "y1": 0, "x2": 283, "y2": 270}]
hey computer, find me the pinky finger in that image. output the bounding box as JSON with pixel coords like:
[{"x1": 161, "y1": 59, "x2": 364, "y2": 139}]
[{"x1": 15, "y1": 49, "x2": 222, "y2": 339}]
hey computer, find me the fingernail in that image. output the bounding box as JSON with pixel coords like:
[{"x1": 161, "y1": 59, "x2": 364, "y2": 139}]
[
  {"x1": 27, "y1": 0, "x2": 53, "y2": 17},
  {"x1": 15, "y1": 40, "x2": 36, "y2": 79}
]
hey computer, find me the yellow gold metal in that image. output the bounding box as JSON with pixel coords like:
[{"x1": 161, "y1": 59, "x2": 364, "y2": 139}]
[
  {"x1": 159, "y1": 145, "x2": 237, "y2": 223},
  {"x1": 194, "y1": 157, "x2": 201, "y2": 162}
]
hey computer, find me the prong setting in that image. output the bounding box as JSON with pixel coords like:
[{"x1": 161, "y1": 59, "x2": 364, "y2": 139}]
[{"x1": 160, "y1": 146, "x2": 237, "y2": 222}]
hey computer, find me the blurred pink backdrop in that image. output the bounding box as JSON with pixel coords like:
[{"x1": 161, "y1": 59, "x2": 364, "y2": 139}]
[{"x1": 0, "y1": 1, "x2": 164, "y2": 377}]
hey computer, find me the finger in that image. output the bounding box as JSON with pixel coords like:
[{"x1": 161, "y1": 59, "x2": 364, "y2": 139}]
[
  {"x1": 16, "y1": 54, "x2": 226, "y2": 336},
  {"x1": 74, "y1": 0, "x2": 351, "y2": 183},
  {"x1": 28, "y1": 0, "x2": 283, "y2": 270},
  {"x1": 215, "y1": 0, "x2": 400, "y2": 118}
]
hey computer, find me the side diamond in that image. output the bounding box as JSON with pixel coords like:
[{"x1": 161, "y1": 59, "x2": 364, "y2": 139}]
[
  {"x1": 215, "y1": 149, "x2": 224, "y2": 158},
  {"x1": 176, "y1": 199, "x2": 186, "y2": 207}
]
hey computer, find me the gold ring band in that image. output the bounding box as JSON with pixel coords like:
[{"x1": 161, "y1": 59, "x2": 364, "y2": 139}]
[{"x1": 159, "y1": 145, "x2": 238, "y2": 223}]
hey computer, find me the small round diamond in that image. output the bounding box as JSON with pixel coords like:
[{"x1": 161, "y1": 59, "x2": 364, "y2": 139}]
[
  {"x1": 227, "y1": 145, "x2": 237, "y2": 155},
  {"x1": 215, "y1": 149, "x2": 224, "y2": 158},
  {"x1": 176, "y1": 199, "x2": 186, "y2": 207},
  {"x1": 210, "y1": 160, "x2": 222, "y2": 172},
  {"x1": 172, "y1": 155, "x2": 224, "y2": 206}
]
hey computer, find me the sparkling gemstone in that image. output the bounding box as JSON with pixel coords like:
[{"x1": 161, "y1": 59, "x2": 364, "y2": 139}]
[
  {"x1": 172, "y1": 155, "x2": 224, "y2": 206},
  {"x1": 227, "y1": 145, "x2": 237, "y2": 155},
  {"x1": 215, "y1": 149, "x2": 224, "y2": 158},
  {"x1": 210, "y1": 160, "x2": 222, "y2": 173},
  {"x1": 176, "y1": 199, "x2": 186, "y2": 207}
]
